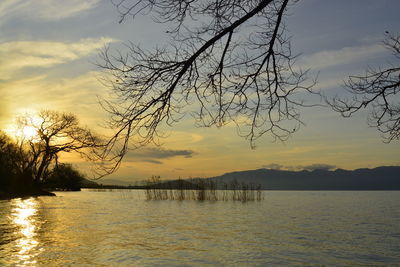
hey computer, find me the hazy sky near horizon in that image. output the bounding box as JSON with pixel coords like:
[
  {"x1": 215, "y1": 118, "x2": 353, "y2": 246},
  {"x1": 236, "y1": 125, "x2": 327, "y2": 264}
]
[{"x1": 1, "y1": 0, "x2": 399, "y2": 181}]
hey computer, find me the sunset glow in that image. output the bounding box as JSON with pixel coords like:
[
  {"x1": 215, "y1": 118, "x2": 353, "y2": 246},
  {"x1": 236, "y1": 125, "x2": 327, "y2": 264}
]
[
  {"x1": 11, "y1": 198, "x2": 40, "y2": 266},
  {"x1": 1, "y1": 1, "x2": 400, "y2": 266},
  {"x1": 12, "y1": 113, "x2": 43, "y2": 142},
  {"x1": 0, "y1": 0, "x2": 399, "y2": 182},
  {"x1": 22, "y1": 126, "x2": 38, "y2": 140}
]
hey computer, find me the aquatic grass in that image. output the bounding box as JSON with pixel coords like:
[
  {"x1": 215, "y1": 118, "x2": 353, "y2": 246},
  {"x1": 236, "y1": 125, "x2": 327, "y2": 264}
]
[{"x1": 144, "y1": 177, "x2": 264, "y2": 202}]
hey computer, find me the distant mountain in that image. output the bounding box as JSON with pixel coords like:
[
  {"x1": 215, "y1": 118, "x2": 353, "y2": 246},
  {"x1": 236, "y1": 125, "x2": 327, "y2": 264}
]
[
  {"x1": 80, "y1": 166, "x2": 400, "y2": 190},
  {"x1": 95, "y1": 178, "x2": 137, "y2": 186},
  {"x1": 80, "y1": 178, "x2": 99, "y2": 187},
  {"x1": 205, "y1": 166, "x2": 400, "y2": 190}
]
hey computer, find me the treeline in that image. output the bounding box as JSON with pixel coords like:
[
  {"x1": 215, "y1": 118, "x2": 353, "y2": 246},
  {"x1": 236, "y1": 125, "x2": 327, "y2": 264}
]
[{"x1": 0, "y1": 131, "x2": 85, "y2": 198}]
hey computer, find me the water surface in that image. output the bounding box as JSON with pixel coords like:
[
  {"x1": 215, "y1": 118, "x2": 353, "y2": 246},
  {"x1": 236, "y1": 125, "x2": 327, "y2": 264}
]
[{"x1": 1, "y1": 190, "x2": 400, "y2": 266}]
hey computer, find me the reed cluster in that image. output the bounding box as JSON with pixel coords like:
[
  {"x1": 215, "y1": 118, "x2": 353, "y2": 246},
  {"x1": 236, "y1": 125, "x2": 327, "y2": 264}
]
[{"x1": 145, "y1": 176, "x2": 264, "y2": 202}]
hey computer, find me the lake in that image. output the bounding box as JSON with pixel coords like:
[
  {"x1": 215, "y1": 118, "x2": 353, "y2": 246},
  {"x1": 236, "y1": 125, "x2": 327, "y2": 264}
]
[{"x1": 1, "y1": 190, "x2": 400, "y2": 266}]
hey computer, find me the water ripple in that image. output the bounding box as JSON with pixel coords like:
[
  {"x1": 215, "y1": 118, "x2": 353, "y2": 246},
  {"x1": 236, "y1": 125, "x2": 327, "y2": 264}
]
[{"x1": 1, "y1": 191, "x2": 400, "y2": 266}]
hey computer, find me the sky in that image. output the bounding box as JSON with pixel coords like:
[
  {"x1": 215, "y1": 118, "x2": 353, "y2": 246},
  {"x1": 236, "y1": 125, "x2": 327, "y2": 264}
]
[{"x1": 1, "y1": 0, "x2": 399, "y2": 182}]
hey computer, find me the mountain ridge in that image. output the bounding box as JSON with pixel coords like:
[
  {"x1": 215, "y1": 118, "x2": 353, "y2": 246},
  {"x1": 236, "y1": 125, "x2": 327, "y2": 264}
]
[
  {"x1": 204, "y1": 166, "x2": 400, "y2": 190},
  {"x1": 92, "y1": 166, "x2": 400, "y2": 190}
]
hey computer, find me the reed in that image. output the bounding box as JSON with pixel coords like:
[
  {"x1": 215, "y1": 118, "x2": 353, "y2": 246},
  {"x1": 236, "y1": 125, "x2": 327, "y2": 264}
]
[{"x1": 144, "y1": 177, "x2": 264, "y2": 202}]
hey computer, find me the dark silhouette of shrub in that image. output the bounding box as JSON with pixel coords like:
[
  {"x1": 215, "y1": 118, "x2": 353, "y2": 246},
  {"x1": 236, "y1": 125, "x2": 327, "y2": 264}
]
[{"x1": 42, "y1": 164, "x2": 85, "y2": 191}]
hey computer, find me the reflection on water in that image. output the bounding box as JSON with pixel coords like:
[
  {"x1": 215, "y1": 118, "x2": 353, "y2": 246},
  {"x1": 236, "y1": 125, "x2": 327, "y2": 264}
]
[
  {"x1": 1, "y1": 191, "x2": 400, "y2": 266},
  {"x1": 11, "y1": 198, "x2": 40, "y2": 266}
]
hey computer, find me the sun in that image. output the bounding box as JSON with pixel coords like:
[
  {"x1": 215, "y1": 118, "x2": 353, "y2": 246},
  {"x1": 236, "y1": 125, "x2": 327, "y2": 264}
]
[
  {"x1": 11, "y1": 111, "x2": 43, "y2": 141},
  {"x1": 22, "y1": 125, "x2": 38, "y2": 139}
]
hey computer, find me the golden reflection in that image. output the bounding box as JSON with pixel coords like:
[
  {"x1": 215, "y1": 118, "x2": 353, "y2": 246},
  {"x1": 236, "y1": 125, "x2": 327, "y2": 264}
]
[{"x1": 11, "y1": 198, "x2": 40, "y2": 266}]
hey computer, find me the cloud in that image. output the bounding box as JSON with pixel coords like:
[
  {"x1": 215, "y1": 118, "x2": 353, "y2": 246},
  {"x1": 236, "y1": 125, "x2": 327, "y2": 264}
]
[
  {"x1": 0, "y1": 0, "x2": 101, "y2": 22},
  {"x1": 125, "y1": 147, "x2": 195, "y2": 164},
  {"x1": 299, "y1": 44, "x2": 387, "y2": 71},
  {"x1": 302, "y1": 163, "x2": 336, "y2": 171},
  {"x1": 263, "y1": 163, "x2": 336, "y2": 171},
  {"x1": 0, "y1": 38, "x2": 115, "y2": 80},
  {"x1": 142, "y1": 159, "x2": 163, "y2": 165},
  {"x1": 166, "y1": 131, "x2": 204, "y2": 145},
  {"x1": 262, "y1": 163, "x2": 283, "y2": 170},
  {"x1": 0, "y1": 71, "x2": 110, "y2": 134}
]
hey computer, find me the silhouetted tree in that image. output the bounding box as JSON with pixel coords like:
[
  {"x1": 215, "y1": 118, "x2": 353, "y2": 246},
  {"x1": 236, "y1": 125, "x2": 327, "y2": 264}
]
[
  {"x1": 43, "y1": 164, "x2": 85, "y2": 191},
  {"x1": 100, "y1": 0, "x2": 316, "y2": 170},
  {"x1": 329, "y1": 33, "x2": 400, "y2": 142},
  {"x1": 16, "y1": 110, "x2": 103, "y2": 183},
  {"x1": 0, "y1": 131, "x2": 22, "y2": 191}
]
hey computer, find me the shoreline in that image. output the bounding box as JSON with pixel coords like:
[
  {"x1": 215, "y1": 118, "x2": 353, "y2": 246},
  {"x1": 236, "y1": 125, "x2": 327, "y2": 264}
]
[{"x1": 0, "y1": 190, "x2": 56, "y2": 200}]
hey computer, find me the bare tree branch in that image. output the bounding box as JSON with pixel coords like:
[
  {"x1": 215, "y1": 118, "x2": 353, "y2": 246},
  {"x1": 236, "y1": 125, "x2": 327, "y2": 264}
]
[
  {"x1": 99, "y1": 0, "x2": 316, "y2": 171},
  {"x1": 328, "y1": 33, "x2": 400, "y2": 142}
]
